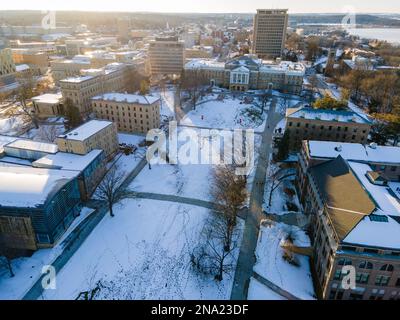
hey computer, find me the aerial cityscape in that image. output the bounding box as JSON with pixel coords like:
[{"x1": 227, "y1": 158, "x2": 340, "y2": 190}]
[{"x1": 0, "y1": 0, "x2": 400, "y2": 306}]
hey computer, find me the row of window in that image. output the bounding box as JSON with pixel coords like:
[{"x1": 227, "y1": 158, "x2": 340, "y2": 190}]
[{"x1": 338, "y1": 258, "x2": 396, "y2": 272}]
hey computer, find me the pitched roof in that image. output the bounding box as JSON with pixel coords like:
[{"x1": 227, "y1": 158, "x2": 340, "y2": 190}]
[{"x1": 309, "y1": 155, "x2": 376, "y2": 240}]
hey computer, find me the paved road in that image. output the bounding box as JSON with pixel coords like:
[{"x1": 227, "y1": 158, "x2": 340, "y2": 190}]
[
  {"x1": 22, "y1": 156, "x2": 148, "y2": 300},
  {"x1": 230, "y1": 96, "x2": 284, "y2": 300}
]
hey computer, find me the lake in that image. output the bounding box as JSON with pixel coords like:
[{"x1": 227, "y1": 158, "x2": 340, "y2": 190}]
[{"x1": 347, "y1": 28, "x2": 400, "y2": 45}]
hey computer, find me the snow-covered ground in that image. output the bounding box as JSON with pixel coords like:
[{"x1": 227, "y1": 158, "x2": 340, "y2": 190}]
[
  {"x1": 130, "y1": 127, "x2": 261, "y2": 202},
  {"x1": 180, "y1": 95, "x2": 268, "y2": 132},
  {"x1": 247, "y1": 277, "x2": 286, "y2": 300},
  {"x1": 263, "y1": 162, "x2": 301, "y2": 215},
  {"x1": 0, "y1": 116, "x2": 26, "y2": 136},
  {"x1": 112, "y1": 133, "x2": 147, "y2": 180},
  {"x1": 254, "y1": 222, "x2": 315, "y2": 300},
  {"x1": 41, "y1": 199, "x2": 243, "y2": 300},
  {"x1": 21, "y1": 123, "x2": 65, "y2": 142},
  {"x1": 0, "y1": 207, "x2": 94, "y2": 300}
]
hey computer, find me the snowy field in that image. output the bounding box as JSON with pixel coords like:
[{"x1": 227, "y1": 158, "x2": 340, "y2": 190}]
[
  {"x1": 254, "y1": 223, "x2": 315, "y2": 300},
  {"x1": 180, "y1": 95, "x2": 268, "y2": 132},
  {"x1": 247, "y1": 278, "x2": 286, "y2": 300},
  {"x1": 0, "y1": 207, "x2": 94, "y2": 300},
  {"x1": 130, "y1": 127, "x2": 261, "y2": 202},
  {"x1": 0, "y1": 116, "x2": 26, "y2": 136},
  {"x1": 41, "y1": 199, "x2": 243, "y2": 300}
]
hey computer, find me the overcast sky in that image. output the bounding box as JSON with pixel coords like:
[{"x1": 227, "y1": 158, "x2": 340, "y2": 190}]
[{"x1": 1, "y1": 0, "x2": 399, "y2": 14}]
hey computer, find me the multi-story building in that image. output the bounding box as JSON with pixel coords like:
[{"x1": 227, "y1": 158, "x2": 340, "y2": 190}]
[
  {"x1": 285, "y1": 107, "x2": 372, "y2": 150},
  {"x1": 0, "y1": 47, "x2": 16, "y2": 82},
  {"x1": 11, "y1": 48, "x2": 48, "y2": 75},
  {"x1": 0, "y1": 165, "x2": 81, "y2": 252},
  {"x1": 297, "y1": 140, "x2": 400, "y2": 300},
  {"x1": 59, "y1": 63, "x2": 132, "y2": 114},
  {"x1": 56, "y1": 120, "x2": 119, "y2": 159},
  {"x1": 0, "y1": 134, "x2": 108, "y2": 252},
  {"x1": 32, "y1": 93, "x2": 63, "y2": 118},
  {"x1": 50, "y1": 56, "x2": 91, "y2": 83},
  {"x1": 92, "y1": 93, "x2": 160, "y2": 134},
  {"x1": 184, "y1": 55, "x2": 305, "y2": 94},
  {"x1": 148, "y1": 36, "x2": 185, "y2": 76},
  {"x1": 252, "y1": 9, "x2": 289, "y2": 59}
]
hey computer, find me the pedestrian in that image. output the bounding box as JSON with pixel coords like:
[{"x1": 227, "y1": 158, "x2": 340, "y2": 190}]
[{"x1": 148, "y1": 163, "x2": 152, "y2": 170}]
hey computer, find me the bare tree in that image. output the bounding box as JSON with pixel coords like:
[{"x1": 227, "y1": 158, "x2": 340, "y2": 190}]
[
  {"x1": 95, "y1": 165, "x2": 128, "y2": 217},
  {"x1": 0, "y1": 246, "x2": 15, "y2": 278},
  {"x1": 211, "y1": 165, "x2": 247, "y2": 251},
  {"x1": 37, "y1": 125, "x2": 59, "y2": 143},
  {"x1": 14, "y1": 72, "x2": 39, "y2": 129},
  {"x1": 267, "y1": 165, "x2": 296, "y2": 207},
  {"x1": 192, "y1": 213, "x2": 239, "y2": 281}
]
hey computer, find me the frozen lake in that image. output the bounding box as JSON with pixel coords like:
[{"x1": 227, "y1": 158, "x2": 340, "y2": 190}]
[{"x1": 347, "y1": 28, "x2": 400, "y2": 44}]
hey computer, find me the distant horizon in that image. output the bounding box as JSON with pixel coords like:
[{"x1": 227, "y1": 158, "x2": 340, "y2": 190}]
[
  {"x1": 0, "y1": 10, "x2": 400, "y2": 15},
  {"x1": 0, "y1": 0, "x2": 399, "y2": 15}
]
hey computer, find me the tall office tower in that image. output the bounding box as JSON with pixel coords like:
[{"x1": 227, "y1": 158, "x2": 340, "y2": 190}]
[
  {"x1": 148, "y1": 36, "x2": 185, "y2": 76},
  {"x1": 252, "y1": 9, "x2": 289, "y2": 59}
]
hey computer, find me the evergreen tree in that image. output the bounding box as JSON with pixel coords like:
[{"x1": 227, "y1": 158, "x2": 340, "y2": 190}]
[{"x1": 276, "y1": 130, "x2": 290, "y2": 161}]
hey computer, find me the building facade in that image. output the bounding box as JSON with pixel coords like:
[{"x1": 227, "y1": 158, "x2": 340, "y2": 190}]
[
  {"x1": 184, "y1": 55, "x2": 305, "y2": 94},
  {"x1": 148, "y1": 36, "x2": 185, "y2": 76},
  {"x1": 285, "y1": 107, "x2": 372, "y2": 150},
  {"x1": 56, "y1": 120, "x2": 119, "y2": 159},
  {"x1": 92, "y1": 93, "x2": 160, "y2": 134},
  {"x1": 252, "y1": 9, "x2": 289, "y2": 58},
  {"x1": 297, "y1": 141, "x2": 400, "y2": 300},
  {"x1": 59, "y1": 63, "x2": 132, "y2": 114},
  {"x1": 11, "y1": 49, "x2": 48, "y2": 75},
  {"x1": 0, "y1": 47, "x2": 16, "y2": 85},
  {"x1": 0, "y1": 166, "x2": 81, "y2": 251},
  {"x1": 32, "y1": 93, "x2": 63, "y2": 118}
]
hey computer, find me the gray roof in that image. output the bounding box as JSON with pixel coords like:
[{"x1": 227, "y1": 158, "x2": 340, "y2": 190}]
[{"x1": 309, "y1": 156, "x2": 376, "y2": 240}]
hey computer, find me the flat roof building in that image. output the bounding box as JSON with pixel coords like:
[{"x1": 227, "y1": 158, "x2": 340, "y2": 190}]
[{"x1": 92, "y1": 93, "x2": 161, "y2": 134}]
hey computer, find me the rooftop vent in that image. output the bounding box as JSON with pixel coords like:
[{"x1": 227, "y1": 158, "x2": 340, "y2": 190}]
[
  {"x1": 334, "y1": 145, "x2": 342, "y2": 152},
  {"x1": 369, "y1": 142, "x2": 378, "y2": 149}
]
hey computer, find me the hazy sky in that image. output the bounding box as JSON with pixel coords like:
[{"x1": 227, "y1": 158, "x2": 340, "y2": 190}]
[{"x1": 1, "y1": 0, "x2": 399, "y2": 14}]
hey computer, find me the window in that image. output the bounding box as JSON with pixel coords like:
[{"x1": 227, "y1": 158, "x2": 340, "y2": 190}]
[
  {"x1": 380, "y1": 264, "x2": 394, "y2": 272},
  {"x1": 338, "y1": 258, "x2": 352, "y2": 266},
  {"x1": 349, "y1": 293, "x2": 364, "y2": 300},
  {"x1": 369, "y1": 215, "x2": 389, "y2": 223},
  {"x1": 359, "y1": 261, "x2": 373, "y2": 269},
  {"x1": 356, "y1": 273, "x2": 370, "y2": 284},
  {"x1": 396, "y1": 278, "x2": 400, "y2": 287},
  {"x1": 375, "y1": 275, "x2": 390, "y2": 286}
]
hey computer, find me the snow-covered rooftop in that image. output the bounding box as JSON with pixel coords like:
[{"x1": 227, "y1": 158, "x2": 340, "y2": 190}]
[
  {"x1": 0, "y1": 166, "x2": 78, "y2": 208},
  {"x1": 59, "y1": 75, "x2": 94, "y2": 83},
  {"x1": 31, "y1": 93, "x2": 62, "y2": 104},
  {"x1": 344, "y1": 211, "x2": 400, "y2": 250},
  {"x1": 32, "y1": 149, "x2": 103, "y2": 171},
  {"x1": 287, "y1": 107, "x2": 371, "y2": 124},
  {"x1": 0, "y1": 135, "x2": 18, "y2": 153},
  {"x1": 349, "y1": 161, "x2": 400, "y2": 216},
  {"x1": 92, "y1": 93, "x2": 160, "y2": 105},
  {"x1": 308, "y1": 141, "x2": 400, "y2": 164},
  {"x1": 5, "y1": 139, "x2": 58, "y2": 154},
  {"x1": 15, "y1": 64, "x2": 30, "y2": 72},
  {"x1": 58, "y1": 120, "x2": 113, "y2": 141},
  {"x1": 184, "y1": 59, "x2": 225, "y2": 70}
]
